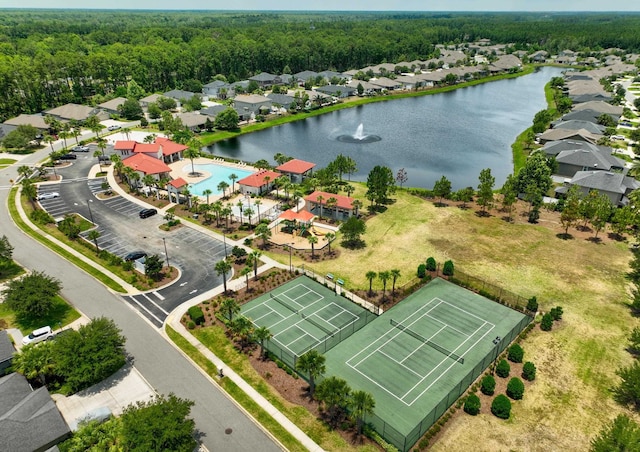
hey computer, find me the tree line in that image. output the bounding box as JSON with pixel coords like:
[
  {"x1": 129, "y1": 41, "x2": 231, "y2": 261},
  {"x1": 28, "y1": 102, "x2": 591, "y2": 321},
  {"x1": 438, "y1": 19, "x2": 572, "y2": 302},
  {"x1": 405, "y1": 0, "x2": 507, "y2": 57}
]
[{"x1": 2, "y1": 11, "x2": 640, "y2": 121}]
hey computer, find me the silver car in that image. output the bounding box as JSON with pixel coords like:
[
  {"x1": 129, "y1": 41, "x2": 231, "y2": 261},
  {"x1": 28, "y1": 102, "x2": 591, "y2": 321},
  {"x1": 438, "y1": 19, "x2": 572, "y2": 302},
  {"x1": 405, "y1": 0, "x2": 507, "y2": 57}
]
[{"x1": 36, "y1": 191, "x2": 60, "y2": 201}]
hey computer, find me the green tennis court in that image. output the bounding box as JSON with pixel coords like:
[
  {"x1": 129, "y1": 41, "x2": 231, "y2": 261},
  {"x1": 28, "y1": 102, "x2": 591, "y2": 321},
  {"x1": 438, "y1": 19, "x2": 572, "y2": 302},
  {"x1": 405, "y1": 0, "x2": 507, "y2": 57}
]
[
  {"x1": 324, "y1": 278, "x2": 531, "y2": 451},
  {"x1": 241, "y1": 276, "x2": 375, "y2": 368}
]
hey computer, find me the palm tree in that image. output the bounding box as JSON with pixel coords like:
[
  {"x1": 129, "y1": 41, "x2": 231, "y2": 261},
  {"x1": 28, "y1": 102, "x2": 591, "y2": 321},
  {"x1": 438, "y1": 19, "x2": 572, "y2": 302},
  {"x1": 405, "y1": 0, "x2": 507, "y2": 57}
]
[
  {"x1": 142, "y1": 174, "x2": 156, "y2": 196},
  {"x1": 220, "y1": 297, "x2": 240, "y2": 322},
  {"x1": 344, "y1": 184, "x2": 355, "y2": 197},
  {"x1": 350, "y1": 390, "x2": 376, "y2": 437},
  {"x1": 366, "y1": 271, "x2": 377, "y2": 296},
  {"x1": 59, "y1": 129, "x2": 69, "y2": 150},
  {"x1": 21, "y1": 179, "x2": 37, "y2": 205},
  {"x1": 230, "y1": 316, "x2": 254, "y2": 349},
  {"x1": 316, "y1": 376, "x2": 351, "y2": 427},
  {"x1": 222, "y1": 205, "x2": 233, "y2": 230},
  {"x1": 378, "y1": 271, "x2": 391, "y2": 301},
  {"x1": 254, "y1": 199, "x2": 262, "y2": 222},
  {"x1": 236, "y1": 200, "x2": 244, "y2": 224},
  {"x1": 93, "y1": 149, "x2": 103, "y2": 167},
  {"x1": 295, "y1": 350, "x2": 326, "y2": 399},
  {"x1": 12, "y1": 341, "x2": 55, "y2": 385},
  {"x1": 17, "y1": 165, "x2": 31, "y2": 180},
  {"x1": 173, "y1": 129, "x2": 193, "y2": 145},
  {"x1": 202, "y1": 188, "x2": 213, "y2": 206},
  {"x1": 293, "y1": 190, "x2": 303, "y2": 212},
  {"x1": 250, "y1": 250, "x2": 262, "y2": 280},
  {"x1": 308, "y1": 235, "x2": 318, "y2": 258},
  {"x1": 88, "y1": 229, "x2": 101, "y2": 253},
  {"x1": 70, "y1": 124, "x2": 81, "y2": 145},
  {"x1": 143, "y1": 134, "x2": 156, "y2": 143},
  {"x1": 181, "y1": 187, "x2": 192, "y2": 208},
  {"x1": 327, "y1": 197, "x2": 338, "y2": 219},
  {"x1": 184, "y1": 138, "x2": 201, "y2": 176},
  {"x1": 215, "y1": 259, "x2": 232, "y2": 293},
  {"x1": 316, "y1": 194, "x2": 325, "y2": 219},
  {"x1": 229, "y1": 173, "x2": 238, "y2": 193},
  {"x1": 390, "y1": 269, "x2": 401, "y2": 297},
  {"x1": 241, "y1": 266, "x2": 252, "y2": 291},
  {"x1": 325, "y1": 232, "x2": 336, "y2": 255},
  {"x1": 254, "y1": 326, "x2": 272, "y2": 360},
  {"x1": 212, "y1": 200, "x2": 223, "y2": 226},
  {"x1": 122, "y1": 127, "x2": 131, "y2": 140},
  {"x1": 85, "y1": 115, "x2": 103, "y2": 139},
  {"x1": 217, "y1": 180, "x2": 229, "y2": 198},
  {"x1": 262, "y1": 175, "x2": 271, "y2": 195},
  {"x1": 351, "y1": 199, "x2": 363, "y2": 217},
  {"x1": 44, "y1": 135, "x2": 55, "y2": 152},
  {"x1": 244, "y1": 207, "x2": 254, "y2": 226},
  {"x1": 96, "y1": 137, "x2": 107, "y2": 157}
]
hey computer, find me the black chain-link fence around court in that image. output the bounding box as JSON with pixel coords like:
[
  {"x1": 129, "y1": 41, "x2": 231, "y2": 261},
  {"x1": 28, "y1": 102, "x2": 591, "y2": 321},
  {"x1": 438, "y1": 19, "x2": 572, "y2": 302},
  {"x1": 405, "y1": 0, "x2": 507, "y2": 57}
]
[{"x1": 365, "y1": 314, "x2": 533, "y2": 452}]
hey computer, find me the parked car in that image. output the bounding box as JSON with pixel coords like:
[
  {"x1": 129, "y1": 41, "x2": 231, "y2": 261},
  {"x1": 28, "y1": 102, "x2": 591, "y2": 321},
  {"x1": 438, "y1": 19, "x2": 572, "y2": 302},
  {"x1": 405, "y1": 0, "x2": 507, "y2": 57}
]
[
  {"x1": 124, "y1": 250, "x2": 147, "y2": 262},
  {"x1": 612, "y1": 135, "x2": 626, "y2": 140},
  {"x1": 139, "y1": 208, "x2": 158, "y2": 219},
  {"x1": 36, "y1": 191, "x2": 60, "y2": 200},
  {"x1": 59, "y1": 153, "x2": 77, "y2": 160},
  {"x1": 22, "y1": 326, "x2": 54, "y2": 345},
  {"x1": 73, "y1": 145, "x2": 90, "y2": 152},
  {"x1": 107, "y1": 124, "x2": 121, "y2": 131}
]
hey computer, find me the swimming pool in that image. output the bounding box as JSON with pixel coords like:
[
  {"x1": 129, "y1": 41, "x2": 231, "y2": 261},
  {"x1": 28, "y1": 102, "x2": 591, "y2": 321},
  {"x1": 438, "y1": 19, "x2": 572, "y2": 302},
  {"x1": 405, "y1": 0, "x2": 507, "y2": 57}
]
[{"x1": 186, "y1": 163, "x2": 255, "y2": 197}]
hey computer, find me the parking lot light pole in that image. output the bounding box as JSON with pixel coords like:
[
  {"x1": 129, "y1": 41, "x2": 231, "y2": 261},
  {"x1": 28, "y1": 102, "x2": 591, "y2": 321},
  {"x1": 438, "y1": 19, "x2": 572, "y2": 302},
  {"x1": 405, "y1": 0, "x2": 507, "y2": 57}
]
[
  {"x1": 288, "y1": 243, "x2": 294, "y2": 273},
  {"x1": 163, "y1": 237, "x2": 170, "y2": 269},
  {"x1": 223, "y1": 232, "x2": 228, "y2": 258},
  {"x1": 86, "y1": 199, "x2": 94, "y2": 224}
]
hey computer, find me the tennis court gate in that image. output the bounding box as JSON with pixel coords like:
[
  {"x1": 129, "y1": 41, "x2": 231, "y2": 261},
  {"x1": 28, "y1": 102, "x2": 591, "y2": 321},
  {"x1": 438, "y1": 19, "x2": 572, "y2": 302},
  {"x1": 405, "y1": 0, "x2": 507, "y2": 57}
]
[
  {"x1": 266, "y1": 308, "x2": 378, "y2": 371},
  {"x1": 365, "y1": 314, "x2": 533, "y2": 452}
]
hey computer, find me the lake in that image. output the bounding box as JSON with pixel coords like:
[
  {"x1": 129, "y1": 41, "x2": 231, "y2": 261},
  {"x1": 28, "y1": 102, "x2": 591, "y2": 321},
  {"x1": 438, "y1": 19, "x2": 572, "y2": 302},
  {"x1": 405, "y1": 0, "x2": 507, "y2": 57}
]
[{"x1": 205, "y1": 66, "x2": 565, "y2": 190}]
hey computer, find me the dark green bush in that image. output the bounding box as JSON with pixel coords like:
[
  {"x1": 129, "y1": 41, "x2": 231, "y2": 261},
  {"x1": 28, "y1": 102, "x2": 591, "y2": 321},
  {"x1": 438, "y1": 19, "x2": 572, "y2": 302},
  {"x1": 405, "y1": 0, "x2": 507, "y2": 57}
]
[
  {"x1": 442, "y1": 260, "x2": 454, "y2": 276},
  {"x1": 522, "y1": 361, "x2": 536, "y2": 381},
  {"x1": 506, "y1": 377, "x2": 525, "y2": 400},
  {"x1": 464, "y1": 394, "x2": 481, "y2": 415},
  {"x1": 188, "y1": 306, "x2": 205, "y2": 325},
  {"x1": 480, "y1": 374, "x2": 496, "y2": 396},
  {"x1": 526, "y1": 296, "x2": 538, "y2": 312},
  {"x1": 426, "y1": 257, "x2": 437, "y2": 272},
  {"x1": 186, "y1": 320, "x2": 195, "y2": 330},
  {"x1": 496, "y1": 359, "x2": 510, "y2": 378},
  {"x1": 507, "y1": 344, "x2": 524, "y2": 363},
  {"x1": 491, "y1": 394, "x2": 512, "y2": 419},
  {"x1": 417, "y1": 263, "x2": 426, "y2": 278},
  {"x1": 550, "y1": 306, "x2": 563, "y2": 321},
  {"x1": 540, "y1": 313, "x2": 553, "y2": 331}
]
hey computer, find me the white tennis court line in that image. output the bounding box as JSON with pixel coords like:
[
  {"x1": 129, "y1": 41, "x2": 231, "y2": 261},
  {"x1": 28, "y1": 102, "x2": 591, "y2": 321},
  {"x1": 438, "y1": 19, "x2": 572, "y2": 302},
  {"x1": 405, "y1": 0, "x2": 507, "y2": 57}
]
[
  {"x1": 401, "y1": 325, "x2": 446, "y2": 364},
  {"x1": 378, "y1": 349, "x2": 424, "y2": 378}
]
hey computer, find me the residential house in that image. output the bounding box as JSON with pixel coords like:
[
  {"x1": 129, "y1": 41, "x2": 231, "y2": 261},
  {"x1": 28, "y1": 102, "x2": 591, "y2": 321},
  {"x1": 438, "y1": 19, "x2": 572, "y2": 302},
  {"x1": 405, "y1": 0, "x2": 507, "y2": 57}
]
[
  {"x1": 0, "y1": 372, "x2": 71, "y2": 452},
  {"x1": 538, "y1": 128, "x2": 600, "y2": 145},
  {"x1": 202, "y1": 80, "x2": 232, "y2": 99},
  {"x1": 555, "y1": 171, "x2": 640, "y2": 207},
  {"x1": 3, "y1": 114, "x2": 49, "y2": 131},
  {"x1": 45, "y1": 103, "x2": 108, "y2": 122},
  {"x1": 294, "y1": 70, "x2": 319, "y2": 85},
  {"x1": 304, "y1": 190, "x2": 358, "y2": 221},
  {"x1": 318, "y1": 70, "x2": 346, "y2": 82},
  {"x1": 115, "y1": 137, "x2": 186, "y2": 164},
  {"x1": 557, "y1": 109, "x2": 621, "y2": 125},
  {"x1": 439, "y1": 50, "x2": 467, "y2": 67},
  {"x1": 370, "y1": 63, "x2": 396, "y2": 76},
  {"x1": 233, "y1": 94, "x2": 272, "y2": 116},
  {"x1": 276, "y1": 159, "x2": 316, "y2": 183},
  {"x1": 395, "y1": 75, "x2": 423, "y2": 90},
  {"x1": 572, "y1": 101, "x2": 624, "y2": 116},
  {"x1": 369, "y1": 77, "x2": 402, "y2": 91},
  {"x1": 571, "y1": 93, "x2": 614, "y2": 104},
  {"x1": 542, "y1": 140, "x2": 610, "y2": 157},
  {"x1": 176, "y1": 112, "x2": 208, "y2": 131},
  {"x1": 346, "y1": 79, "x2": 383, "y2": 94},
  {"x1": 139, "y1": 93, "x2": 163, "y2": 108},
  {"x1": 554, "y1": 148, "x2": 625, "y2": 177},
  {"x1": 98, "y1": 97, "x2": 127, "y2": 115},
  {"x1": 267, "y1": 92, "x2": 296, "y2": 109},
  {"x1": 114, "y1": 140, "x2": 137, "y2": 157},
  {"x1": 529, "y1": 50, "x2": 549, "y2": 62},
  {"x1": 163, "y1": 89, "x2": 199, "y2": 108},
  {"x1": 552, "y1": 119, "x2": 606, "y2": 135},
  {"x1": 488, "y1": 54, "x2": 522, "y2": 73},
  {"x1": 313, "y1": 85, "x2": 355, "y2": 98},
  {"x1": 0, "y1": 123, "x2": 15, "y2": 141},
  {"x1": 0, "y1": 331, "x2": 14, "y2": 375},
  {"x1": 414, "y1": 71, "x2": 448, "y2": 87},
  {"x1": 122, "y1": 153, "x2": 172, "y2": 182},
  {"x1": 237, "y1": 169, "x2": 281, "y2": 195},
  {"x1": 249, "y1": 72, "x2": 279, "y2": 88}
]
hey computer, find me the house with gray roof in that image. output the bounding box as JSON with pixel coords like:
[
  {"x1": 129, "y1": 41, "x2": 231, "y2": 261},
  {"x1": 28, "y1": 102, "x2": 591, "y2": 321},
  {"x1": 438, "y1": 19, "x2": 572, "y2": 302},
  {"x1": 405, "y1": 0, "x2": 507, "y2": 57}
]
[
  {"x1": 294, "y1": 70, "x2": 318, "y2": 84},
  {"x1": 529, "y1": 50, "x2": 549, "y2": 62},
  {"x1": 3, "y1": 114, "x2": 49, "y2": 131},
  {"x1": 557, "y1": 109, "x2": 621, "y2": 125},
  {"x1": 542, "y1": 140, "x2": 608, "y2": 157},
  {"x1": 267, "y1": 92, "x2": 296, "y2": 108},
  {"x1": 98, "y1": 97, "x2": 127, "y2": 115},
  {"x1": 200, "y1": 104, "x2": 228, "y2": 117},
  {"x1": 233, "y1": 94, "x2": 272, "y2": 116},
  {"x1": 370, "y1": 63, "x2": 396, "y2": 75},
  {"x1": 572, "y1": 101, "x2": 624, "y2": 116},
  {"x1": 163, "y1": 89, "x2": 199, "y2": 108},
  {"x1": 0, "y1": 372, "x2": 71, "y2": 452},
  {"x1": 139, "y1": 93, "x2": 162, "y2": 108},
  {"x1": 45, "y1": 103, "x2": 108, "y2": 122},
  {"x1": 249, "y1": 72, "x2": 279, "y2": 87},
  {"x1": 571, "y1": 93, "x2": 613, "y2": 104},
  {"x1": 202, "y1": 80, "x2": 232, "y2": 99},
  {"x1": 176, "y1": 112, "x2": 208, "y2": 131},
  {"x1": 0, "y1": 331, "x2": 15, "y2": 375},
  {"x1": 394, "y1": 75, "x2": 423, "y2": 90},
  {"x1": 313, "y1": 85, "x2": 355, "y2": 98},
  {"x1": 552, "y1": 120, "x2": 606, "y2": 135},
  {"x1": 554, "y1": 148, "x2": 625, "y2": 178},
  {"x1": 369, "y1": 77, "x2": 402, "y2": 91},
  {"x1": 318, "y1": 70, "x2": 346, "y2": 82},
  {"x1": 555, "y1": 171, "x2": 640, "y2": 207}
]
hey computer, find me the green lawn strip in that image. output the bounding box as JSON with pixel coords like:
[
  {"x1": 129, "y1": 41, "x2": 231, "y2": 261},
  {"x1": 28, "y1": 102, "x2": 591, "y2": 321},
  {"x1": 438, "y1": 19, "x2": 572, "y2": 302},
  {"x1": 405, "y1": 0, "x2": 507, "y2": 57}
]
[
  {"x1": 8, "y1": 187, "x2": 126, "y2": 293},
  {"x1": 0, "y1": 295, "x2": 80, "y2": 334},
  {"x1": 169, "y1": 325, "x2": 363, "y2": 451},
  {"x1": 0, "y1": 158, "x2": 18, "y2": 165},
  {"x1": 200, "y1": 66, "x2": 535, "y2": 148},
  {"x1": 511, "y1": 127, "x2": 537, "y2": 174},
  {"x1": 165, "y1": 326, "x2": 306, "y2": 452}
]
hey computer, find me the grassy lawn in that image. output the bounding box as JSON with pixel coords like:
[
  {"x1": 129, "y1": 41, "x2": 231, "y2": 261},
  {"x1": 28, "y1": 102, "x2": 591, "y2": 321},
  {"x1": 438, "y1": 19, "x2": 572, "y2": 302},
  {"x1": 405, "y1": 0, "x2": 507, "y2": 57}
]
[
  {"x1": 0, "y1": 294, "x2": 80, "y2": 334},
  {"x1": 262, "y1": 186, "x2": 638, "y2": 450},
  {"x1": 0, "y1": 261, "x2": 25, "y2": 282}
]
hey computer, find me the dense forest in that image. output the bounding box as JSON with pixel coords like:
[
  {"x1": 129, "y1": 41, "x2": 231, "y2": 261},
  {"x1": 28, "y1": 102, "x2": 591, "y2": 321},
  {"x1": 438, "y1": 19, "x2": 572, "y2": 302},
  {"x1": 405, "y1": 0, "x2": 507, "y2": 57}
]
[{"x1": 1, "y1": 10, "x2": 640, "y2": 121}]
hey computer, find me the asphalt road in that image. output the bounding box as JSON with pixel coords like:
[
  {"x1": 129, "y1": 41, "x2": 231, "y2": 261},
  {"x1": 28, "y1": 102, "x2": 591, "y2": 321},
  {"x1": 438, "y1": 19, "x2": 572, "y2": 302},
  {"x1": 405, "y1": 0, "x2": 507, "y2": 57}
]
[
  {"x1": 35, "y1": 149, "x2": 228, "y2": 327},
  {"x1": 0, "y1": 146, "x2": 282, "y2": 451}
]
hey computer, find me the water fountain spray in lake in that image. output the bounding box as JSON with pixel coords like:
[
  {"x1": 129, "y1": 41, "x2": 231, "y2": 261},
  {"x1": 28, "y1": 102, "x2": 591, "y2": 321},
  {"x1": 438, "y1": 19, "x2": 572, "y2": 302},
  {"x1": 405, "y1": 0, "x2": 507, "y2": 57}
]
[{"x1": 336, "y1": 123, "x2": 382, "y2": 143}]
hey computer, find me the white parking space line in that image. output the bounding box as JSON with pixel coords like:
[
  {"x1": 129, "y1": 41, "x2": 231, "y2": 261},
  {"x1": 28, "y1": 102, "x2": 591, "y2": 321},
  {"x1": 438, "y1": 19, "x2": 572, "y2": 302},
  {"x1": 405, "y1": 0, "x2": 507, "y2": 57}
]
[
  {"x1": 140, "y1": 292, "x2": 169, "y2": 315},
  {"x1": 152, "y1": 291, "x2": 165, "y2": 301}
]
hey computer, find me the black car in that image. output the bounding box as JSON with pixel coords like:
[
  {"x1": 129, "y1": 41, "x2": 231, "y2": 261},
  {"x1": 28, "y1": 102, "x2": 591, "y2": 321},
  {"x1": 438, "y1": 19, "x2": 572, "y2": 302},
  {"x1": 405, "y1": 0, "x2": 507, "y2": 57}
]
[
  {"x1": 59, "y1": 153, "x2": 77, "y2": 160},
  {"x1": 139, "y1": 208, "x2": 158, "y2": 219},
  {"x1": 124, "y1": 251, "x2": 147, "y2": 262}
]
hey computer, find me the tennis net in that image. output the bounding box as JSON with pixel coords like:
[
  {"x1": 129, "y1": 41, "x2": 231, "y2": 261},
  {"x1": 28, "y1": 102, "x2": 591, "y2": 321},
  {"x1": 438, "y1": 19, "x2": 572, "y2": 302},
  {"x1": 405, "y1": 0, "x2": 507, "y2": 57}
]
[
  {"x1": 270, "y1": 293, "x2": 298, "y2": 314},
  {"x1": 301, "y1": 313, "x2": 335, "y2": 336},
  {"x1": 390, "y1": 319, "x2": 464, "y2": 364}
]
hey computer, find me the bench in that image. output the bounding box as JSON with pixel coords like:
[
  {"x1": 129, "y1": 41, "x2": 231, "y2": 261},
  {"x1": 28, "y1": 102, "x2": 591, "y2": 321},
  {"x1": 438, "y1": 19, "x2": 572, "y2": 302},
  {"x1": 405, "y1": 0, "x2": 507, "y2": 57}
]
[
  {"x1": 326, "y1": 273, "x2": 334, "y2": 280},
  {"x1": 336, "y1": 278, "x2": 344, "y2": 286}
]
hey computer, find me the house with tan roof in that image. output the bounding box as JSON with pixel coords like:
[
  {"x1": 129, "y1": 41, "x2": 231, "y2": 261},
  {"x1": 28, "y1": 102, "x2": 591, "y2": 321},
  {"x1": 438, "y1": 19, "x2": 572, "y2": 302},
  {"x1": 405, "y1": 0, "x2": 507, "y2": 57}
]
[
  {"x1": 237, "y1": 169, "x2": 281, "y2": 195},
  {"x1": 98, "y1": 97, "x2": 127, "y2": 115},
  {"x1": 304, "y1": 190, "x2": 358, "y2": 221},
  {"x1": 276, "y1": 159, "x2": 316, "y2": 183},
  {"x1": 45, "y1": 103, "x2": 108, "y2": 122},
  {"x1": 3, "y1": 113, "x2": 49, "y2": 131}
]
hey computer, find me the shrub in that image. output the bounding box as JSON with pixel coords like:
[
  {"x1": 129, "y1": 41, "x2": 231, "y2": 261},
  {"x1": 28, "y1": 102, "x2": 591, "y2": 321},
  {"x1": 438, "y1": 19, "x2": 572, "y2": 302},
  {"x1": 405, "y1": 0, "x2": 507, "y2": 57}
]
[
  {"x1": 426, "y1": 257, "x2": 437, "y2": 272},
  {"x1": 507, "y1": 377, "x2": 525, "y2": 400},
  {"x1": 464, "y1": 394, "x2": 481, "y2": 415},
  {"x1": 188, "y1": 306, "x2": 205, "y2": 325},
  {"x1": 540, "y1": 313, "x2": 553, "y2": 331},
  {"x1": 481, "y1": 374, "x2": 496, "y2": 395},
  {"x1": 526, "y1": 296, "x2": 538, "y2": 312},
  {"x1": 522, "y1": 361, "x2": 536, "y2": 381},
  {"x1": 186, "y1": 320, "x2": 195, "y2": 330},
  {"x1": 417, "y1": 263, "x2": 426, "y2": 279},
  {"x1": 442, "y1": 260, "x2": 454, "y2": 276},
  {"x1": 550, "y1": 306, "x2": 563, "y2": 321},
  {"x1": 491, "y1": 394, "x2": 512, "y2": 419},
  {"x1": 496, "y1": 359, "x2": 510, "y2": 378},
  {"x1": 508, "y1": 344, "x2": 524, "y2": 363}
]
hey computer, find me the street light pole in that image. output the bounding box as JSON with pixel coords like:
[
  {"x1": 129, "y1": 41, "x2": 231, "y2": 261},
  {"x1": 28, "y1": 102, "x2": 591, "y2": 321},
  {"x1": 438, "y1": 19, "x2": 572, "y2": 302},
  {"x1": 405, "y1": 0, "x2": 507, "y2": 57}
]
[
  {"x1": 163, "y1": 237, "x2": 170, "y2": 269},
  {"x1": 223, "y1": 232, "x2": 228, "y2": 258},
  {"x1": 86, "y1": 199, "x2": 94, "y2": 224},
  {"x1": 288, "y1": 243, "x2": 293, "y2": 273}
]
